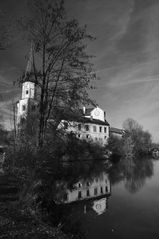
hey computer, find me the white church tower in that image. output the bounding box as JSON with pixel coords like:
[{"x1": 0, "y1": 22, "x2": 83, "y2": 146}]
[{"x1": 17, "y1": 44, "x2": 37, "y2": 126}]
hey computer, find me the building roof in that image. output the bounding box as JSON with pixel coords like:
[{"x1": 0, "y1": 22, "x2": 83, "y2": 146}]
[
  {"x1": 77, "y1": 117, "x2": 110, "y2": 126},
  {"x1": 79, "y1": 108, "x2": 94, "y2": 116},
  {"x1": 110, "y1": 127, "x2": 125, "y2": 135},
  {"x1": 48, "y1": 106, "x2": 110, "y2": 126},
  {"x1": 84, "y1": 108, "x2": 94, "y2": 116},
  {"x1": 23, "y1": 43, "x2": 37, "y2": 84}
]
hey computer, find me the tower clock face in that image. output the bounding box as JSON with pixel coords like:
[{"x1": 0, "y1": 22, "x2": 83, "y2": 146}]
[{"x1": 94, "y1": 109, "x2": 100, "y2": 116}]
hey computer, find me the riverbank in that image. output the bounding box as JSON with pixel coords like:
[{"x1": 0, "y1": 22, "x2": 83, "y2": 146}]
[{"x1": 0, "y1": 202, "x2": 68, "y2": 239}]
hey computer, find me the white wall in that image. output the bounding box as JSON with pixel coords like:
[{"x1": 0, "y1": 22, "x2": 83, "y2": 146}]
[
  {"x1": 17, "y1": 98, "x2": 29, "y2": 123},
  {"x1": 91, "y1": 107, "x2": 105, "y2": 122},
  {"x1": 61, "y1": 120, "x2": 110, "y2": 145},
  {"x1": 22, "y1": 82, "x2": 35, "y2": 99}
]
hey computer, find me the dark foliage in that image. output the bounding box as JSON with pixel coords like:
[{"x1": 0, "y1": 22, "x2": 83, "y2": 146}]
[
  {"x1": 109, "y1": 156, "x2": 153, "y2": 193},
  {"x1": 108, "y1": 118, "x2": 152, "y2": 158}
]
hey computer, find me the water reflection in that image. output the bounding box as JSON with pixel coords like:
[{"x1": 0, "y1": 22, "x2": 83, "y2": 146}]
[
  {"x1": 54, "y1": 171, "x2": 111, "y2": 215},
  {"x1": 49, "y1": 169, "x2": 111, "y2": 238},
  {"x1": 109, "y1": 157, "x2": 154, "y2": 193},
  {"x1": 48, "y1": 157, "x2": 154, "y2": 238}
]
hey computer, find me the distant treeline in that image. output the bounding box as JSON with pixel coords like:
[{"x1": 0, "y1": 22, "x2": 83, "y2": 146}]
[{"x1": 108, "y1": 118, "x2": 152, "y2": 158}]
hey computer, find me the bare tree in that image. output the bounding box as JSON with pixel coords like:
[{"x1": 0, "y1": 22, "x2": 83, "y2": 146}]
[
  {"x1": 123, "y1": 118, "x2": 142, "y2": 133},
  {"x1": 19, "y1": 0, "x2": 96, "y2": 147},
  {"x1": 123, "y1": 118, "x2": 152, "y2": 156}
]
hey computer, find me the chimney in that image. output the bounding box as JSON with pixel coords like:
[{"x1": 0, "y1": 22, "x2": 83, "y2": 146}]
[
  {"x1": 83, "y1": 106, "x2": 86, "y2": 115},
  {"x1": 104, "y1": 111, "x2": 106, "y2": 120}
]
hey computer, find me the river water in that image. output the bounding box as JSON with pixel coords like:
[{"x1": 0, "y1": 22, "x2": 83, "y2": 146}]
[{"x1": 50, "y1": 157, "x2": 159, "y2": 238}]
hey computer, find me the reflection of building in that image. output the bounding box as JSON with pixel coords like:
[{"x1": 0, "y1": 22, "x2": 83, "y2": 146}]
[
  {"x1": 62, "y1": 106, "x2": 110, "y2": 145},
  {"x1": 55, "y1": 172, "x2": 111, "y2": 215},
  {"x1": 92, "y1": 197, "x2": 107, "y2": 215}
]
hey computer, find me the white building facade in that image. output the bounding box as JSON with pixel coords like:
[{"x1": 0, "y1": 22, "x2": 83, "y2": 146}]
[{"x1": 62, "y1": 106, "x2": 110, "y2": 145}]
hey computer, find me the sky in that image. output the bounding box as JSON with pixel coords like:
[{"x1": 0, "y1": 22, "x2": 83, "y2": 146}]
[{"x1": 0, "y1": 0, "x2": 159, "y2": 142}]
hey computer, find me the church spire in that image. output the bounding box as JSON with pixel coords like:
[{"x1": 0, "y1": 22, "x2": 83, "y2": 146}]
[{"x1": 24, "y1": 42, "x2": 36, "y2": 82}]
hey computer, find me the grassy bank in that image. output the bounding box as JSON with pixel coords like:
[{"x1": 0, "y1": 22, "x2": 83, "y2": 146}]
[
  {"x1": 0, "y1": 202, "x2": 68, "y2": 239},
  {"x1": 0, "y1": 172, "x2": 69, "y2": 239}
]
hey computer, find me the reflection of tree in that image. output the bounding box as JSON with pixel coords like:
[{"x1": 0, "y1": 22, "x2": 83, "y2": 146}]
[
  {"x1": 110, "y1": 157, "x2": 153, "y2": 193},
  {"x1": 125, "y1": 178, "x2": 145, "y2": 194},
  {"x1": 109, "y1": 162, "x2": 125, "y2": 185},
  {"x1": 58, "y1": 160, "x2": 109, "y2": 189},
  {"x1": 125, "y1": 157, "x2": 153, "y2": 193},
  {"x1": 35, "y1": 160, "x2": 110, "y2": 213}
]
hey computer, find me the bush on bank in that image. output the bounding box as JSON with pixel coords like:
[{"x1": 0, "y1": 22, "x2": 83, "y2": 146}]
[
  {"x1": 3, "y1": 131, "x2": 107, "y2": 213},
  {"x1": 107, "y1": 130, "x2": 152, "y2": 159}
]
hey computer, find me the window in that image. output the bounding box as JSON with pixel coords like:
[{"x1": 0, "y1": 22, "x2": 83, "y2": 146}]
[
  {"x1": 105, "y1": 186, "x2": 108, "y2": 193},
  {"x1": 78, "y1": 134, "x2": 81, "y2": 138},
  {"x1": 26, "y1": 90, "x2": 29, "y2": 95},
  {"x1": 104, "y1": 127, "x2": 107, "y2": 133},
  {"x1": 85, "y1": 125, "x2": 89, "y2": 131},
  {"x1": 99, "y1": 126, "x2": 102, "y2": 133},
  {"x1": 93, "y1": 125, "x2": 96, "y2": 132},
  {"x1": 86, "y1": 134, "x2": 89, "y2": 139},
  {"x1": 78, "y1": 191, "x2": 82, "y2": 199},
  {"x1": 78, "y1": 183, "x2": 82, "y2": 188},
  {"x1": 78, "y1": 124, "x2": 81, "y2": 131},
  {"x1": 101, "y1": 187, "x2": 103, "y2": 194},
  {"x1": 86, "y1": 182, "x2": 90, "y2": 186},
  {"x1": 86, "y1": 189, "x2": 90, "y2": 197},
  {"x1": 94, "y1": 188, "x2": 98, "y2": 196},
  {"x1": 22, "y1": 105, "x2": 26, "y2": 111}
]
